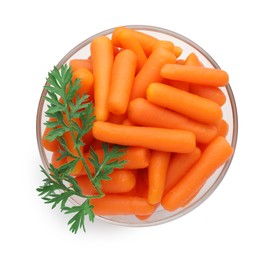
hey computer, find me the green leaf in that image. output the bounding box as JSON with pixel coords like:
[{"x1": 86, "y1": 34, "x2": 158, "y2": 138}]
[{"x1": 37, "y1": 64, "x2": 127, "y2": 234}]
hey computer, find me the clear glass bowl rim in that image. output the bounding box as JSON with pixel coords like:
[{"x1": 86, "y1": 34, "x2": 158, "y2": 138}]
[{"x1": 36, "y1": 25, "x2": 238, "y2": 227}]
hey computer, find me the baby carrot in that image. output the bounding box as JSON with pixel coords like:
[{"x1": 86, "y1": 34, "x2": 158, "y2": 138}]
[
  {"x1": 152, "y1": 40, "x2": 174, "y2": 53},
  {"x1": 147, "y1": 83, "x2": 223, "y2": 124},
  {"x1": 161, "y1": 136, "x2": 233, "y2": 211},
  {"x1": 184, "y1": 52, "x2": 203, "y2": 66},
  {"x1": 130, "y1": 47, "x2": 176, "y2": 99},
  {"x1": 42, "y1": 118, "x2": 59, "y2": 152},
  {"x1": 184, "y1": 53, "x2": 226, "y2": 106},
  {"x1": 130, "y1": 29, "x2": 159, "y2": 56},
  {"x1": 90, "y1": 36, "x2": 114, "y2": 121},
  {"x1": 173, "y1": 46, "x2": 183, "y2": 58},
  {"x1": 91, "y1": 194, "x2": 155, "y2": 216},
  {"x1": 214, "y1": 119, "x2": 229, "y2": 137},
  {"x1": 76, "y1": 169, "x2": 136, "y2": 195},
  {"x1": 108, "y1": 49, "x2": 137, "y2": 115},
  {"x1": 69, "y1": 59, "x2": 93, "y2": 73},
  {"x1": 161, "y1": 64, "x2": 229, "y2": 87},
  {"x1": 93, "y1": 121, "x2": 196, "y2": 153},
  {"x1": 162, "y1": 78, "x2": 189, "y2": 91},
  {"x1": 107, "y1": 113, "x2": 127, "y2": 124},
  {"x1": 148, "y1": 151, "x2": 171, "y2": 205},
  {"x1": 122, "y1": 147, "x2": 151, "y2": 169},
  {"x1": 79, "y1": 146, "x2": 151, "y2": 175},
  {"x1": 128, "y1": 98, "x2": 217, "y2": 143},
  {"x1": 190, "y1": 84, "x2": 226, "y2": 106},
  {"x1": 164, "y1": 147, "x2": 201, "y2": 194},
  {"x1": 72, "y1": 68, "x2": 94, "y2": 100},
  {"x1": 122, "y1": 118, "x2": 135, "y2": 126},
  {"x1": 117, "y1": 28, "x2": 147, "y2": 71}
]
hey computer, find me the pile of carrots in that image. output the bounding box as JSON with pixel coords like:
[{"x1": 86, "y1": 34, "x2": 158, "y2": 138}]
[{"x1": 42, "y1": 27, "x2": 234, "y2": 220}]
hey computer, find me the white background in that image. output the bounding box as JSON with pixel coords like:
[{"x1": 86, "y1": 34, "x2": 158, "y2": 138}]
[{"x1": 1, "y1": 0, "x2": 274, "y2": 259}]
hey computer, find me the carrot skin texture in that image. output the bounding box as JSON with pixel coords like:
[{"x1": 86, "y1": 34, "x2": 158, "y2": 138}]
[
  {"x1": 90, "y1": 36, "x2": 114, "y2": 121},
  {"x1": 69, "y1": 59, "x2": 93, "y2": 73},
  {"x1": 161, "y1": 64, "x2": 229, "y2": 87},
  {"x1": 130, "y1": 47, "x2": 176, "y2": 99},
  {"x1": 147, "y1": 83, "x2": 223, "y2": 124},
  {"x1": 76, "y1": 169, "x2": 136, "y2": 195},
  {"x1": 130, "y1": 30, "x2": 159, "y2": 56},
  {"x1": 128, "y1": 98, "x2": 218, "y2": 143},
  {"x1": 148, "y1": 151, "x2": 171, "y2": 204},
  {"x1": 108, "y1": 49, "x2": 137, "y2": 115},
  {"x1": 91, "y1": 195, "x2": 155, "y2": 215},
  {"x1": 72, "y1": 68, "x2": 94, "y2": 100},
  {"x1": 117, "y1": 29, "x2": 147, "y2": 72},
  {"x1": 92, "y1": 121, "x2": 196, "y2": 153},
  {"x1": 190, "y1": 84, "x2": 226, "y2": 106},
  {"x1": 79, "y1": 146, "x2": 151, "y2": 175},
  {"x1": 164, "y1": 147, "x2": 201, "y2": 194},
  {"x1": 161, "y1": 136, "x2": 233, "y2": 211}
]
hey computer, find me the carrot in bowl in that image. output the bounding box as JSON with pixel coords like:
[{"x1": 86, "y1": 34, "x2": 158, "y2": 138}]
[
  {"x1": 108, "y1": 49, "x2": 137, "y2": 115},
  {"x1": 90, "y1": 36, "x2": 114, "y2": 121},
  {"x1": 128, "y1": 98, "x2": 218, "y2": 143},
  {"x1": 91, "y1": 194, "x2": 155, "y2": 216},
  {"x1": 146, "y1": 83, "x2": 223, "y2": 124},
  {"x1": 92, "y1": 121, "x2": 196, "y2": 153},
  {"x1": 161, "y1": 64, "x2": 229, "y2": 87},
  {"x1": 76, "y1": 169, "x2": 136, "y2": 195},
  {"x1": 161, "y1": 136, "x2": 233, "y2": 211},
  {"x1": 130, "y1": 47, "x2": 176, "y2": 99},
  {"x1": 116, "y1": 28, "x2": 147, "y2": 72},
  {"x1": 148, "y1": 151, "x2": 171, "y2": 205}
]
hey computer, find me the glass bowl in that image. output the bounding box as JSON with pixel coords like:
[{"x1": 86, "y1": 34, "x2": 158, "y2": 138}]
[{"x1": 36, "y1": 25, "x2": 238, "y2": 227}]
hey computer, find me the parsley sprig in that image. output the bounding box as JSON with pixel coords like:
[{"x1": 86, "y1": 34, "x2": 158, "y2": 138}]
[{"x1": 37, "y1": 65, "x2": 127, "y2": 233}]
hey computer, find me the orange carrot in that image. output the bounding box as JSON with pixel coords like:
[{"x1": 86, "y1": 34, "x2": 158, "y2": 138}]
[
  {"x1": 190, "y1": 84, "x2": 226, "y2": 106},
  {"x1": 90, "y1": 36, "x2": 114, "y2": 121},
  {"x1": 76, "y1": 169, "x2": 136, "y2": 195},
  {"x1": 176, "y1": 59, "x2": 185, "y2": 65},
  {"x1": 41, "y1": 118, "x2": 59, "y2": 152},
  {"x1": 173, "y1": 46, "x2": 183, "y2": 58},
  {"x1": 214, "y1": 119, "x2": 229, "y2": 137},
  {"x1": 91, "y1": 194, "x2": 155, "y2": 215},
  {"x1": 148, "y1": 151, "x2": 171, "y2": 205},
  {"x1": 162, "y1": 78, "x2": 189, "y2": 91},
  {"x1": 122, "y1": 118, "x2": 135, "y2": 126},
  {"x1": 79, "y1": 146, "x2": 151, "y2": 175},
  {"x1": 122, "y1": 147, "x2": 151, "y2": 169},
  {"x1": 130, "y1": 47, "x2": 176, "y2": 99},
  {"x1": 147, "y1": 83, "x2": 223, "y2": 124},
  {"x1": 161, "y1": 136, "x2": 233, "y2": 211},
  {"x1": 116, "y1": 28, "x2": 147, "y2": 71},
  {"x1": 130, "y1": 29, "x2": 159, "y2": 56},
  {"x1": 89, "y1": 139, "x2": 104, "y2": 150},
  {"x1": 128, "y1": 98, "x2": 217, "y2": 143},
  {"x1": 164, "y1": 147, "x2": 201, "y2": 194},
  {"x1": 107, "y1": 112, "x2": 127, "y2": 124},
  {"x1": 69, "y1": 59, "x2": 93, "y2": 73},
  {"x1": 92, "y1": 121, "x2": 196, "y2": 153},
  {"x1": 152, "y1": 40, "x2": 174, "y2": 53},
  {"x1": 184, "y1": 52, "x2": 203, "y2": 66},
  {"x1": 51, "y1": 150, "x2": 67, "y2": 168},
  {"x1": 108, "y1": 49, "x2": 137, "y2": 115},
  {"x1": 161, "y1": 64, "x2": 229, "y2": 87},
  {"x1": 72, "y1": 68, "x2": 94, "y2": 100}
]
